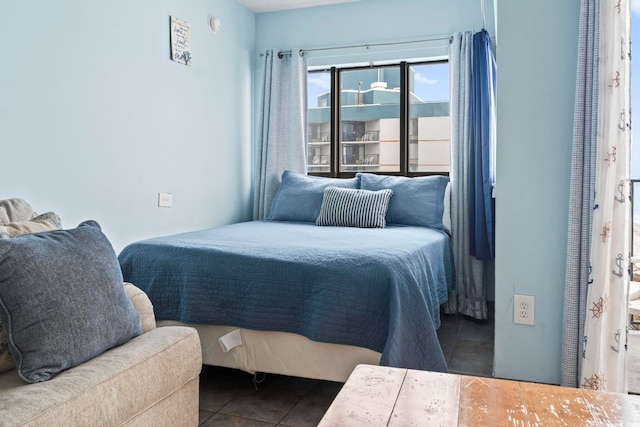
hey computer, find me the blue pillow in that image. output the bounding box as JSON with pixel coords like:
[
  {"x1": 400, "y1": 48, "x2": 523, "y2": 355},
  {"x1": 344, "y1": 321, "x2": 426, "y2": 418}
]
[
  {"x1": 268, "y1": 170, "x2": 360, "y2": 222},
  {"x1": 0, "y1": 221, "x2": 142, "y2": 383},
  {"x1": 357, "y1": 173, "x2": 450, "y2": 230},
  {"x1": 316, "y1": 187, "x2": 393, "y2": 228}
]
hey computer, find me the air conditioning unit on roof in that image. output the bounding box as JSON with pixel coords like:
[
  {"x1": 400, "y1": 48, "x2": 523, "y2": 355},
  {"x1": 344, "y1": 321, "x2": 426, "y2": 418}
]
[{"x1": 370, "y1": 81, "x2": 387, "y2": 89}]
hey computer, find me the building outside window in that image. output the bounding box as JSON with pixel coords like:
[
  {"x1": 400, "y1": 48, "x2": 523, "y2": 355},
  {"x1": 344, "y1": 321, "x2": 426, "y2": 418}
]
[{"x1": 307, "y1": 61, "x2": 450, "y2": 176}]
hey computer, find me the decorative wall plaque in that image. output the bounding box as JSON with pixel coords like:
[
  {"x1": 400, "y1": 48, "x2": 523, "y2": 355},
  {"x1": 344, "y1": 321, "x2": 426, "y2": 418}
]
[{"x1": 170, "y1": 16, "x2": 192, "y2": 66}]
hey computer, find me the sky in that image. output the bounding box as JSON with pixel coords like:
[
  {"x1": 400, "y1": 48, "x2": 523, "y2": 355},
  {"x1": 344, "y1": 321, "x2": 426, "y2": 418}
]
[
  {"x1": 307, "y1": 63, "x2": 449, "y2": 108},
  {"x1": 308, "y1": 71, "x2": 330, "y2": 108},
  {"x1": 412, "y1": 63, "x2": 449, "y2": 102}
]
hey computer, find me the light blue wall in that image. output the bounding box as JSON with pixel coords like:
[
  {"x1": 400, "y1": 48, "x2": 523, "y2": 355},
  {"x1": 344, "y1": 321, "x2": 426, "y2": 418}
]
[
  {"x1": 494, "y1": 0, "x2": 579, "y2": 384},
  {"x1": 0, "y1": 0, "x2": 255, "y2": 252},
  {"x1": 256, "y1": 0, "x2": 494, "y2": 67}
]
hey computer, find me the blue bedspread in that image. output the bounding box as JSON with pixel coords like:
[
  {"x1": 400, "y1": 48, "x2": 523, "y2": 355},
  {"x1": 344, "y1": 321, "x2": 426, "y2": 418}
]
[{"x1": 118, "y1": 220, "x2": 453, "y2": 372}]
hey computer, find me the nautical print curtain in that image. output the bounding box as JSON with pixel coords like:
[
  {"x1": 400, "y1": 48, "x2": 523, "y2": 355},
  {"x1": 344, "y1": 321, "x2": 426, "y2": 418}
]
[
  {"x1": 562, "y1": 0, "x2": 631, "y2": 392},
  {"x1": 254, "y1": 49, "x2": 308, "y2": 220},
  {"x1": 581, "y1": 0, "x2": 631, "y2": 393}
]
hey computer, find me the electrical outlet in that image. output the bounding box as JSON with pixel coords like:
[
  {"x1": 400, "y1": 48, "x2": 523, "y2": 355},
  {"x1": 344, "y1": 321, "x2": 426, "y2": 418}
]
[
  {"x1": 514, "y1": 294, "x2": 535, "y2": 326},
  {"x1": 158, "y1": 192, "x2": 173, "y2": 208}
]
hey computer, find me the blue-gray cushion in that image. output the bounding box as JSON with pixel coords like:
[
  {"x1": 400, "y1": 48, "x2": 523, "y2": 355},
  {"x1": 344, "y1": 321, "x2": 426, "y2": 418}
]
[
  {"x1": 357, "y1": 173, "x2": 450, "y2": 230},
  {"x1": 316, "y1": 187, "x2": 393, "y2": 228},
  {"x1": 0, "y1": 220, "x2": 142, "y2": 383},
  {"x1": 268, "y1": 170, "x2": 360, "y2": 222},
  {"x1": 0, "y1": 211, "x2": 63, "y2": 373}
]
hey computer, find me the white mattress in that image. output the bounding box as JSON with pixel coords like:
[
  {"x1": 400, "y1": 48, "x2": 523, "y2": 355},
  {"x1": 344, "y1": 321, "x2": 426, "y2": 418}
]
[{"x1": 157, "y1": 321, "x2": 381, "y2": 382}]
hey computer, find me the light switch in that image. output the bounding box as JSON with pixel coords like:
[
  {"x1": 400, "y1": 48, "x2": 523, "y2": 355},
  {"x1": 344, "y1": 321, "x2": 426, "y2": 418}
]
[{"x1": 158, "y1": 193, "x2": 173, "y2": 208}]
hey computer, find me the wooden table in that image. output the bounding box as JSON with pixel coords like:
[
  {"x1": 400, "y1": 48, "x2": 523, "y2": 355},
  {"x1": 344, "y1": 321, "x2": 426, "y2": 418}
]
[{"x1": 318, "y1": 364, "x2": 640, "y2": 426}]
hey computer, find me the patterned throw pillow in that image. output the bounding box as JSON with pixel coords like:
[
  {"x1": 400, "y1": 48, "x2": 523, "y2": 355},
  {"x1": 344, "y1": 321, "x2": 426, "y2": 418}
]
[{"x1": 316, "y1": 186, "x2": 393, "y2": 228}]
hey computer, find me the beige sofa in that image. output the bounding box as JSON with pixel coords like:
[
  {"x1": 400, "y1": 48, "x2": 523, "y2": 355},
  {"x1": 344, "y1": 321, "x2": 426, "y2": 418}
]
[{"x1": 0, "y1": 284, "x2": 202, "y2": 427}]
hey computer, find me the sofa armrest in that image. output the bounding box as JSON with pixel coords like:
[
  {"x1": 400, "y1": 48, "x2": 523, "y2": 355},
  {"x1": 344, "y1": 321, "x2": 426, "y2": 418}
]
[
  {"x1": 0, "y1": 326, "x2": 202, "y2": 426},
  {"x1": 124, "y1": 282, "x2": 156, "y2": 333}
]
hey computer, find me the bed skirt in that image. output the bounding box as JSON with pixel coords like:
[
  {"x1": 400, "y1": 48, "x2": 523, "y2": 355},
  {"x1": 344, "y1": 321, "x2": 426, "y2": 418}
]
[{"x1": 158, "y1": 321, "x2": 381, "y2": 382}]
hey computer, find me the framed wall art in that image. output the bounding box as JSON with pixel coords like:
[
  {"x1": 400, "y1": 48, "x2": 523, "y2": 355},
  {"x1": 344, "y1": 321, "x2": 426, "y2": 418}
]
[{"x1": 170, "y1": 16, "x2": 192, "y2": 66}]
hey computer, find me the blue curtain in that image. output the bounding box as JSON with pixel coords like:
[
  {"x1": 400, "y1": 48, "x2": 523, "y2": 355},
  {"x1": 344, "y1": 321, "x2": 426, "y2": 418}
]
[
  {"x1": 254, "y1": 50, "x2": 308, "y2": 220},
  {"x1": 447, "y1": 31, "x2": 489, "y2": 320},
  {"x1": 469, "y1": 30, "x2": 496, "y2": 261}
]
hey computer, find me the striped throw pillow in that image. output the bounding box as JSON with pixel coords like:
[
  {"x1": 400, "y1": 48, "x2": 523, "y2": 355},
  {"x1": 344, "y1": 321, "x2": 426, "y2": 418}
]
[{"x1": 316, "y1": 187, "x2": 393, "y2": 228}]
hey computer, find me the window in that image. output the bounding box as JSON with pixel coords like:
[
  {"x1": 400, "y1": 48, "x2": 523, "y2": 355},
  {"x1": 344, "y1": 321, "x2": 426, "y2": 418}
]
[
  {"x1": 306, "y1": 61, "x2": 450, "y2": 177},
  {"x1": 307, "y1": 70, "x2": 331, "y2": 172}
]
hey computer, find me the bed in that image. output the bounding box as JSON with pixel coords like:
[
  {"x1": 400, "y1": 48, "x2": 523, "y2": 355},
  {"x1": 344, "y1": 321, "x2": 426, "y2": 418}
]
[{"x1": 118, "y1": 171, "x2": 453, "y2": 382}]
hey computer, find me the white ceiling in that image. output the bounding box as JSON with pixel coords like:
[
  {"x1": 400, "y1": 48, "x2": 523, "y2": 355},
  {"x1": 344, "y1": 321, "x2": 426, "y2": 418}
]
[{"x1": 235, "y1": 0, "x2": 362, "y2": 13}]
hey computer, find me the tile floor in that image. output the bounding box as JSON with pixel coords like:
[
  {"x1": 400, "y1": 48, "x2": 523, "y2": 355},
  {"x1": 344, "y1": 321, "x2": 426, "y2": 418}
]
[{"x1": 198, "y1": 313, "x2": 495, "y2": 426}]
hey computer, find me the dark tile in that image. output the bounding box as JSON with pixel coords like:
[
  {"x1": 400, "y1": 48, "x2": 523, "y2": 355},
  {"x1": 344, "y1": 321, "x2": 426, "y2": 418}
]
[
  {"x1": 200, "y1": 384, "x2": 236, "y2": 413},
  {"x1": 199, "y1": 410, "x2": 214, "y2": 425},
  {"x1": 437, "y1": 321, "x2": 461, "y2": 340},
  {"x1": 219, "y1": 387, "x2": 302, "y2": 423},
  {"x1": 201, "y1": 365, "x2": 255, "y2": 384},
  {"x1": 437, "y1": 316, "x2": 461, "y2": 366},
  {"x1": 279, "y1": 393, "x2": 336, "y2": 427},
  {"x1": 201, "y1": 414, "x2": 275, "y2": 427},
  {"x1": 199, "y1": 378, "x2": 256, "y2": 412},
  {"x1": 437, "y1": 326, "x2": 460, "y2": 351},
  {"x1": 439, "y1": 313, "x2": 463, "y2": 326},
  {"x1": 448, "y1": 339, "x2": 494, "y2": 377},
  {"x1": 307, "y1": 380, "x2": 343, "y2": 398},
  {"x1": 255, "y1": 373, "x2": 317, "y2": 396},
  {"x1": 438, "y1": 335, "x2": 457, "y2": 365},
  {"x1": 457, "y1": 317, "x2": 494, "y2": 343}
]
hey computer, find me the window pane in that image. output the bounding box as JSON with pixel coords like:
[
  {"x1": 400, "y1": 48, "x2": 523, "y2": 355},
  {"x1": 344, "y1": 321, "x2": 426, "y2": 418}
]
[
  {"x1": 409, "y1": 63, "x2": 450, "y2": 173},
  {"x1": 307, "y1": 71, "x2": 331, "y2": 173},
  {"x1": 339, "y1": 67, "x2": 400, "y2": 173}
]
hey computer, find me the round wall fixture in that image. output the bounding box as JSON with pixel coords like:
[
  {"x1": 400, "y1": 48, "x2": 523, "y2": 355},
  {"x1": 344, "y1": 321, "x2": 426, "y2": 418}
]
[{"x1": 208, "y1": 16, "x2": 221, "y2": 33}]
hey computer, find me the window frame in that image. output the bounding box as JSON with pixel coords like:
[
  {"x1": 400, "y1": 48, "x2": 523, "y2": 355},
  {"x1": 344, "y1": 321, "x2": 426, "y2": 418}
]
[{"x1": 307, "y1": 59, "x2": 450, "y2": 178}]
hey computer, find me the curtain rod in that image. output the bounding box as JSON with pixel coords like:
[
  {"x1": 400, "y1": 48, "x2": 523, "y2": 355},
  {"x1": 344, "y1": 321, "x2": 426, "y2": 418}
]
[{"x1": 269, "y1": 35, "x2": 453, "y2": 58}]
